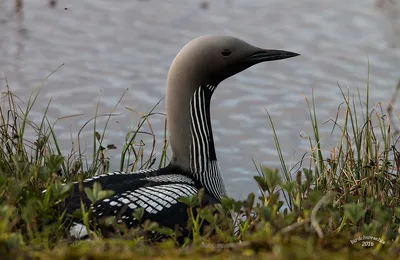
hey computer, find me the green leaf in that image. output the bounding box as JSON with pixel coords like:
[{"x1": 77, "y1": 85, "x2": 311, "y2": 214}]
[
  {"x1": 280, "y1": 181, "x2": 297, "y2": 194},
  {"x1": 44, "y1": 154, "x2": 64, "y2": 173},
  {"x1": 214, "y1": 204, "x2": 224, "y2": 215},
  {"x1": 0, "y1": 175, "x2": 5, "y2": 187},
  {"x1": 39, "y1": 165, "x2": 50, "y2": 181},
  {"x1": 154, "y1": 226, "x2": 174, "y2": 237},
  {"x1": 303, "y1": 168, "x2": 314, "y2": 182},
  {"x1": 133, "y1": 207, "x2": 145, "y2": 222},
  {"x1": 51, "y1": 180, "x2": 72, "y2": 199},
  {"x1": 60, "y1": 183, "x2": 73, "y2": 196},
  {"x1": 84, "y1": 182, "x2": 114, "y2": 204},
  {"x1": 344, "y1": 203, "x2": 365, "y2": 224},
  {"x1": 283, "y1": 212, "x2": 297, "y2": 225},
  {"x1": 178, "y1": 194, "x2": 199, "y2": 208},
  {"x1": 84, "y1": 187, "x2": 95, "y2": 204},
  {"x1": 93, "y1": 182, "x2": 100, "y2": 196},
  {"x1": 147, "y1": 221, "x2": 159, "y2": 231},
  {"x1": 220, "y1": 196, "x2": 235, "y2": 211},
  {"x1": 395, "y1": 207, "x2": 400, "y2": 219},
  {"x1": 246, "y1": 192, "x2": 255, "y2": 208},
  {"x1": 262, "y1": 167, "x2": 281, "y2": 191},
  {"x1": 198, "y1": 207, "x2": 214, "y2": 223},
  {"x1": 233, "y1": 200, "x2": 243, "y2": 213},
  {"x1": 253, "y1": 176, "x2": 269, "y2": 192},
  {"x1": 259, "y1": 206, "x2": 271, "y2": 221}
]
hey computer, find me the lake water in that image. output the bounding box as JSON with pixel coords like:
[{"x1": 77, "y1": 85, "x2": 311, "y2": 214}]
[{"x1": 1, "y1": 0, "x2": 400, "y2": 199}]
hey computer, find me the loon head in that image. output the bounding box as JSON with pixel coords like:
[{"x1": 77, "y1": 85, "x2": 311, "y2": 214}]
[
  {"x1": 166, "y1": 35, "x2": 299, "y2": 172},
  {"x1": 167, "y1": 35, "x2": 299, "y2": 87}
]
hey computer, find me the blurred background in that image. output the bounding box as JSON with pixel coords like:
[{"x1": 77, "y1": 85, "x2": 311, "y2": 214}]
[{"x1": 0, "y1": 0, "x2": 400, "y2": 199}]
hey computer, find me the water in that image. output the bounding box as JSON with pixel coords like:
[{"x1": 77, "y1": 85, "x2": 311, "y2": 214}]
[{"x1": 1, "y1": 0, "x2": 400, "y2": 199}]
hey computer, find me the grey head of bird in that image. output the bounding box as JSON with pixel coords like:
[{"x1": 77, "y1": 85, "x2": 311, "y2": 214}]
[
  {"x1": 167, "y1": 35, "x2": 299, "y2": 89},
  {"x1": 166, "y1": 35, "x2": 299, "y2": 172}
]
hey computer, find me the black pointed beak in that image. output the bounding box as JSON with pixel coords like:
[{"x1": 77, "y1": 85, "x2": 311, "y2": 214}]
[{"x1": 246, "y1": 49, "x2": 300, "y2": 64}]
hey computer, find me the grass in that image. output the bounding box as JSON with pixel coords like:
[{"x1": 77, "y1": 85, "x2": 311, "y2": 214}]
[{"x1": 0, "y1": 70, "x2": 400, "y2": 259}]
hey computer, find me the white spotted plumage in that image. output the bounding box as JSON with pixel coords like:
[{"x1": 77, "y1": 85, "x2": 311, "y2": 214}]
[
  {"x1": 141, "y1": 174, "x2": 195, "y2": 184},
  {"x1": 92, "y1": 182, "x2": 198, "y2": 216}
]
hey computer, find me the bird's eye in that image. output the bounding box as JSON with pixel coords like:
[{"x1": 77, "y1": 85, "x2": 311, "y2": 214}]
[{"x1": 221, "y1": 49, "x2": 231, "y2": 56}]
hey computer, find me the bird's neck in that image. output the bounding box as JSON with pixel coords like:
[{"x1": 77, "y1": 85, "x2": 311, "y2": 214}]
[
  {"x1": 188, "y1": 85, "x2": 217, "y2": 172},
  {"x1": 166, "y1": 84, "x2": 227, "y2": 199}
]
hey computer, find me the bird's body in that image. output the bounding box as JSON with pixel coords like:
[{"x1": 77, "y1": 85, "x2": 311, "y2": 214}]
[
  {"x1": 65, "y1": 165, "x2": 218, "y2": 232},
  {"x1": 61, "y1": 36, "x2": 299, "y2": 238}
]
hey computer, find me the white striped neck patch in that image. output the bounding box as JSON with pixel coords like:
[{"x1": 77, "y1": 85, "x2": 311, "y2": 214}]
[{"x1": 189, "y1": 85, "x2": 227, "y2": 200}]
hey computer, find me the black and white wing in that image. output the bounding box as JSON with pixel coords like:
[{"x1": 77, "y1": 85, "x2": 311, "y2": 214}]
[{"x1": 64, "y1": 165, "x2": 212, "y2": 235}]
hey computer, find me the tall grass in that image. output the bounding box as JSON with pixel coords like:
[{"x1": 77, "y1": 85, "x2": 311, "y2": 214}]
[{"x1": 0, "y1": 71, "x2": 399, "y2": 259}]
